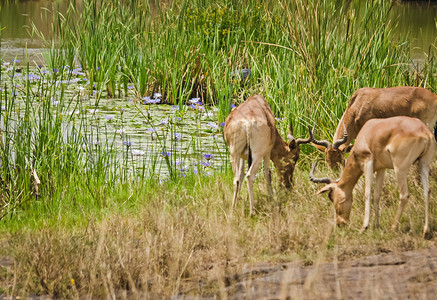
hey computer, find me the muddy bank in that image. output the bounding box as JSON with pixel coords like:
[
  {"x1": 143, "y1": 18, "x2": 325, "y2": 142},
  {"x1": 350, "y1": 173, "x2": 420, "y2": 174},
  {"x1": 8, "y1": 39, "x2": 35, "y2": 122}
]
[{"x1": 176, "y1": 247, "x2": 437, "y2": 299}]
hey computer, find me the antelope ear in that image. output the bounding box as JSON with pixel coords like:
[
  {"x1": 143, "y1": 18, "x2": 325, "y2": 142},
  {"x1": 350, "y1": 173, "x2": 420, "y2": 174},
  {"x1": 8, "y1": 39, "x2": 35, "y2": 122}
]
[
  {"x1": 344, "y1": 145, "x2": 353, "y2": 153},
  {"x1": 311, "y1": 142, "x2": 327, "y2": 153},
  {"x1": 316, "y1": 184, "x2": 333, "y2": 195},
  {"x1": 289, "y1": 138, "x2": 297, "y2": 149}
]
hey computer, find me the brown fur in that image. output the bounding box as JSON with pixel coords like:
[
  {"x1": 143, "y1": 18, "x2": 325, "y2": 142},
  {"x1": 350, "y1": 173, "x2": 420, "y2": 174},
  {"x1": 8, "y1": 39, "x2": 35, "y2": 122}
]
[
  {"x1": 317, "y1": 87, "x2": 437, "y2": 168},
  {"x1": 224, "y1": 94, "x2": 311, "y2": 215},
  {"x1": 312, "y1": 116, "x2": 435, "y2": 237}
]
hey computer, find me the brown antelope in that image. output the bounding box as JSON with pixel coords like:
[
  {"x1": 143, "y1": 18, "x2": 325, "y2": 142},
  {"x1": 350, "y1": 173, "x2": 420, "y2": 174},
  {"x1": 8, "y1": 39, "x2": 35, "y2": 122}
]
[
  {"x1": 312, "y1": 86, "x2": 437, "y2": 168},
  {"x1": 310, "y1": 116, "x2": 435, "y2": 238},
  {"x1": 224, "y1": 94, "x2": 311, "y2": 215}
]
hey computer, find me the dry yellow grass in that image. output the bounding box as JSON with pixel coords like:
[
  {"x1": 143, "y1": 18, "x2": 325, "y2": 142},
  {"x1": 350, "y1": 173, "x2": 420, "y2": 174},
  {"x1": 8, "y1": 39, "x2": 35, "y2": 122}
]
[{"x1": 1, "y1": 160, "x2": 437, "y2": 298}]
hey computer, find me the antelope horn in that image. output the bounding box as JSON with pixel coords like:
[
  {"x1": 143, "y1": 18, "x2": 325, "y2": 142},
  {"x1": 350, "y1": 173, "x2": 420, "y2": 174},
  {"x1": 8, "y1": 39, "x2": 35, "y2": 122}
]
[
  {"x1": 296, "y1": 126, "x2": 313, "y2": 145},
  {"x1": 309, "y1": 161, "x2": 333, "y2": 184},
  {"x1": 332, "y1": 121, "x2": 348, "y2": 150},
  {"x1": 287, "y1": 121, "x2": 295, "y2": 141},
  {"x1": 310, "y1": 128, "x2": 332, "y2": 149}
]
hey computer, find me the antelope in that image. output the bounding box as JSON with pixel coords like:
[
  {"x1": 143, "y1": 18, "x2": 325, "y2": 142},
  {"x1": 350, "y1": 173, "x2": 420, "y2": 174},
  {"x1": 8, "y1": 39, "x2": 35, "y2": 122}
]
[
  {"x1": 310, "y1": 116, "x2": 435, "y2": 238},
  {"x1": 224, "y1": 94, "x2": 311, "y2": 215},
  {"x1": 312, "y1": 86, "x2": 437, "y2": 168}
]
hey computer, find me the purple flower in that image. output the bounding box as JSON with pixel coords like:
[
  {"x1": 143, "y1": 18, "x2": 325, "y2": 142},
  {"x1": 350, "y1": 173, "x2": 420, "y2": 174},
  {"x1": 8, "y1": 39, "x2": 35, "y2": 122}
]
[
  {"x1": 219, "y1": 122, "x2": 225, "y2": 127},
  {"x1": 188, "y1": 97, "x2": 202, "y2": 105},
  {"x1": 105, "y1": 115, "x2": 115, "y2": 120},
  {"x1": 153, "y1": 93, "x2": 162, "y2": 98},
  {"x1": 123, "y1": 141, "x2": 132, "y2": 147},
  {"x1": 72, "y1": 68, "x2": 85, "y2": 76},
  {"x1": 143, "y1": 96, "x2": 160, "y2": 104},
  {"x1": 24, "y1": 74, "x2": 41, "y2": 82},
  {"x1": 203, "y1": 154, "x2": 213, "y2": 160},
  {"x1": 174, "y1": 132, "x2": 182, "y2": 141},
  {"x1": 132, "y1": 149, "x2": 145, "y2": 156},
  {"x1": 120, "y1": 108, "x2": 125, "y2": 114},
  {"x1": 201, "y1": 162, "x2": 211, "y2": 167},
  {"x1": 208, "y1": 122, "x2": 219, "y2": 129},
  {"x1": 128, "y1": 85, "x2": 134, "y2": 89},
  {"x1": 159, "y1": 119, "x2": 168, "y2": 125},
  {"x1": 161, "y1": 151, "x2": 171, "y2": 158},
  {"x1": 174, "y1": 117, "x2": 182, "y2": 121},
  {"x1": 146, "y1": 127, "x2": 156, "y2": 133},
  {"x1": 231, "y1": 104, "x2": 236, "y2": 109}
]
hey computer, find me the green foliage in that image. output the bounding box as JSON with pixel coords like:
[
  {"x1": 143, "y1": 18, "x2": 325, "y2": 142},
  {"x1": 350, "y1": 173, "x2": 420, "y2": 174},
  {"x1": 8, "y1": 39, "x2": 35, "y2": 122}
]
[{"x1": 0, "y1": 1, "x2": 436, "y2": 296}]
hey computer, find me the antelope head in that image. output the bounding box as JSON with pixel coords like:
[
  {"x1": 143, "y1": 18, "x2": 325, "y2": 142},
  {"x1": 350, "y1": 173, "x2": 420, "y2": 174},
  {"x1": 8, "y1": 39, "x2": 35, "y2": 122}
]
[
  {"x1": 309, "y1": 161, "x2": 353, "y2": 226},
  {"x1": 274, "y1": 122, "x2": 312, "y2": 189},
  {"x1": 310, "y1": 123, "x2": 350, "y2": 168}
]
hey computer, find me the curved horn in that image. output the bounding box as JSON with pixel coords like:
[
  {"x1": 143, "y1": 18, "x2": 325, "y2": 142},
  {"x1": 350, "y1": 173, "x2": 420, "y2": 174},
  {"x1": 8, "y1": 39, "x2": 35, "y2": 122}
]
[
  {"x1": 309, "y1": 161, "x2": 333, "y2": 184},
  {"x1": 332, "y1": 121, "x2": 348, "y2": 150},
  {"x1": 296, "y1": 126, "x2": 313, "y2": 145},
  {"x1": 310, "y1": 128, "x2": 332, "y2": 149}
]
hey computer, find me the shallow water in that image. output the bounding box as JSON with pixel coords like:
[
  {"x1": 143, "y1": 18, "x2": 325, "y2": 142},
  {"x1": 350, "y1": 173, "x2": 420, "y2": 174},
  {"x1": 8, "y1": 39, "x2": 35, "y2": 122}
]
[
  {"x1": 1, "y1": 0, "x2": 436, "y2": 62},
  {"x1": 0, "y1": 64, "x2": 229, "y2": 179}
]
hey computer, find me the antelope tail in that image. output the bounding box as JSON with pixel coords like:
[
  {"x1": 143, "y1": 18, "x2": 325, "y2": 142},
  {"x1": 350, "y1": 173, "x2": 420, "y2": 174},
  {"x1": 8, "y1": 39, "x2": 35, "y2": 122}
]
[
  {"x1": 247, "y1": 130, "x2": 252, "y2": 168},
  {"x1": 248, "y1": 145, "x2": 252, "y2": 168}
]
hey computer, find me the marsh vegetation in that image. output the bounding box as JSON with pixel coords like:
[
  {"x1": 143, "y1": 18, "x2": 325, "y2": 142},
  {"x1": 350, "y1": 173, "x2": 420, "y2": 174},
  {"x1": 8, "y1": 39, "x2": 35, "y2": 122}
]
[{"x1": 0, "y1": 0, "x2": 436, "y2": 298}]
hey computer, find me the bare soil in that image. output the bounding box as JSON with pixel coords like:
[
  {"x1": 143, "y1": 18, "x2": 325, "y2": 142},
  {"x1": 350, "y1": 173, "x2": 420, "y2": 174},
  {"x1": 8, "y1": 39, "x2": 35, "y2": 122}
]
[
  {"x1": 2, "y1": 248, "x2": 437, "y2": 299},
  {"x1": 175, "y1": 247, "x2": 437, "y2": 299}
]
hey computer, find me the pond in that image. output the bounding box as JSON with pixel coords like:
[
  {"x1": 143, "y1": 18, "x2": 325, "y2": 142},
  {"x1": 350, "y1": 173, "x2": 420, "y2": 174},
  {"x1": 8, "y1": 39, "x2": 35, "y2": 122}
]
[
  {"x1": 1, "y1": 0, "x2": 436, "y2": 62},
  {"x1": 0, "y1": 63, "x2": 229, "y2": 180}
]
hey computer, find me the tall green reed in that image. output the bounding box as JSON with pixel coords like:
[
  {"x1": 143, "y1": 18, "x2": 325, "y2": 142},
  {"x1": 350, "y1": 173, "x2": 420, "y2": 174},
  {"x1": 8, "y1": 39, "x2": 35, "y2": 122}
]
[{"x1": 28, "y1": 0, "x2": 435, "y2": 165}]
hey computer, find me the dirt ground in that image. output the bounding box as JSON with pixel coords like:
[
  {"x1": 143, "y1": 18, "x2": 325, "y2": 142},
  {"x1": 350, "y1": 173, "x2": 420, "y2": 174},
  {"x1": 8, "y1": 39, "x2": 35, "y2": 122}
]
[
  {"x1": 2, "y1": 247, "x2": 437, "y2": 299},
  {"x1": 174, "y1": 247, "x2": 437, "y2": 299},
  {"x1": 233, "y1": 248, "x2": 437, "y2": 299}
]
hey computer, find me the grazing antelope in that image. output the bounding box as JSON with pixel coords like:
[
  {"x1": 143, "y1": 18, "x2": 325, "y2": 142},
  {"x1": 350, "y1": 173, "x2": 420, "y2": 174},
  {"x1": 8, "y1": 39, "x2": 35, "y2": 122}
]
[
  {"x1": 310, "y1": 116, "x2": 435, "y2": 238},
  {"x1": 312, "y1": 86, "x2": 437, "y2": 168},
  {"x1": 224, "y1": 94, "x2": 311, "y2": 215}
]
